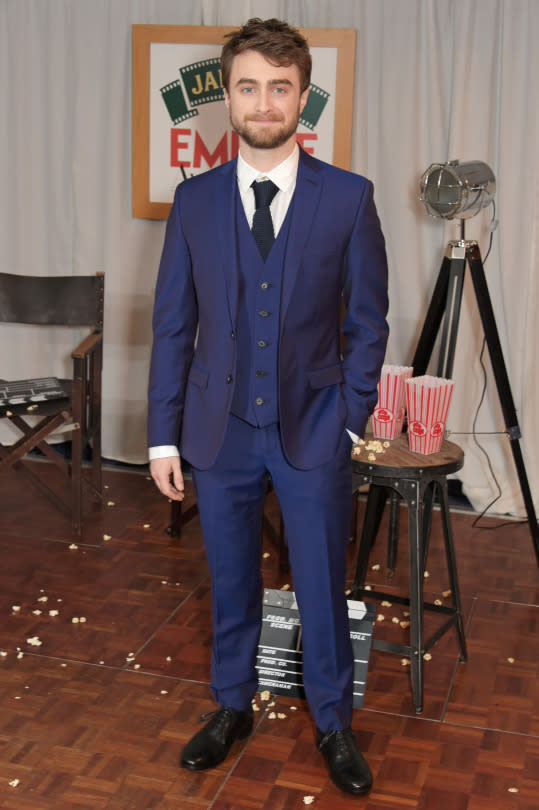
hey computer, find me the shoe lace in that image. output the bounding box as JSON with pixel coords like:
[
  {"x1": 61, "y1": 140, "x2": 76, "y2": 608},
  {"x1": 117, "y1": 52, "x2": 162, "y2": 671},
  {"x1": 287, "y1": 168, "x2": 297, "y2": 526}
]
[
  {"x1": 200, "y1": 707, "x2": 235, "y2": 734},
  {"x1": 318, "y1": 728, "x2": 355, "y2": 755}
]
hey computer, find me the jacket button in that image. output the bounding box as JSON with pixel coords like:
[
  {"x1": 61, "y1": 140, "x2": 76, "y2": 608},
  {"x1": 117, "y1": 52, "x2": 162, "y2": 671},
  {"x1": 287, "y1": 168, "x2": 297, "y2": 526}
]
[
  {"x1": 259, "y1": 310, "x2": 269, "y2": 318},
  {"x1": 255, "y1": 369, "x2": 267, "y2": 377},
  {"x1": 260, "y1": 281, "x2": 270, "y2": 290},
  {"x1": 226, "y1": 375, "x2": 233, "y2": 384},
  {"x1": 257, "y1": 340, "x2": 267, "y2": 348},
  {"x1": 255, "y1": 397, "x2": 264, "y2": 405}
]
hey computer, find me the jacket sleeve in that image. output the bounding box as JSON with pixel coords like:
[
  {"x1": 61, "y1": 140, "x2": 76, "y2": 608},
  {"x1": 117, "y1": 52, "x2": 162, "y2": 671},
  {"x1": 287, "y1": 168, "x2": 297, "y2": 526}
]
[
  {"x1": 147, "y1": 185, "x2": 198, "y2": 448},
  {"x1": 341, "y1": 179, "x2": 389, "y2": 436}
]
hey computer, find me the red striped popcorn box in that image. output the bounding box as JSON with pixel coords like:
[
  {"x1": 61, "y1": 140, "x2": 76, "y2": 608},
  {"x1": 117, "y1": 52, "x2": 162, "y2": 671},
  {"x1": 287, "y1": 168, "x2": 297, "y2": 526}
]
[
  {"x1": 372, "y1": 365, "x2": 414, "y2": 440},
  {"x1": 405, "y1": 375, "x2": 454, "y2": 454}
]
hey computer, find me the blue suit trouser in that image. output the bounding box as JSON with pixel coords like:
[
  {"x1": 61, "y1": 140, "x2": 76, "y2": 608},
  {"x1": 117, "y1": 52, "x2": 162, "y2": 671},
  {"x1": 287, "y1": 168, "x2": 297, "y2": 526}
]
[{"x1": 191, "y1": 413, "x2": 354, "y2": 732}]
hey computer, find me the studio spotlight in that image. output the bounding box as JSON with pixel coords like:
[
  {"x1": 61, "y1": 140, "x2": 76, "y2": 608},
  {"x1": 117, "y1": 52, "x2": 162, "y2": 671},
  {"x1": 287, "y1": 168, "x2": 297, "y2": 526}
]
[
  {"x1": 414, "y1": 159, "x2": 539, "y2": 563},
  {"x1": 419, "y1": 160, "x2": 495, "y2": 220}
]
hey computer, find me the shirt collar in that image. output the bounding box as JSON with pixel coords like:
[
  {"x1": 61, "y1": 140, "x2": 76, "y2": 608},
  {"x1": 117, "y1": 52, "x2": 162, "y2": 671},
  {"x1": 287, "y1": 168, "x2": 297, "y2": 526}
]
[{"x1": 237, "y1": 143, "x2": 299, "y2": 195}]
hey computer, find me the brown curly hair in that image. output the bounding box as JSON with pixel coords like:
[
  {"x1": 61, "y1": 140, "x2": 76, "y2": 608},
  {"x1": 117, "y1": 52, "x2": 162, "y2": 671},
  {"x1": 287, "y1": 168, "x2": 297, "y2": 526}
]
[{"x1": 221, "y1": 18, "x2": 312, "y2": 93}]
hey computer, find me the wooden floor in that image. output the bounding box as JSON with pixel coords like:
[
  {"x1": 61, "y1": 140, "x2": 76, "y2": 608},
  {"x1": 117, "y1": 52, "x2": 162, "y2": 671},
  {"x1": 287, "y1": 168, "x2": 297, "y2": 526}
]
[{"x1": 0, "y1": 461, "x2": 538, "y2": 809}]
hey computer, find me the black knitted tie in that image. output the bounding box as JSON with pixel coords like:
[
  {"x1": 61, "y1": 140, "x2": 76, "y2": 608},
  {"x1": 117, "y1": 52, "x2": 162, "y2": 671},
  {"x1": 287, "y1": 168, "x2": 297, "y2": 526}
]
[{"x1": 251, "y1": 179, "x2": 279, "y2": 261}]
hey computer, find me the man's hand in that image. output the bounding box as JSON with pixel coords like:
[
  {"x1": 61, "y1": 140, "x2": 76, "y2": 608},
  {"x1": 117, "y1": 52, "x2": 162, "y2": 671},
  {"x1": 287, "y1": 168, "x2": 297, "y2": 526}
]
[{"x1": 150, "y1": 456, "x2": 185, "y2": 501}]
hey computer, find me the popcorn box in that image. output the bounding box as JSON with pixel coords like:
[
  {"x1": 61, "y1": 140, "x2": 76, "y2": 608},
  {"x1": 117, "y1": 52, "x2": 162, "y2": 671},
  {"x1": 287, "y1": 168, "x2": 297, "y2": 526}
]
[
  {"x1": 372, "y1": 365, "x2": 414, "y2": 440},
  {"x1": 405, "y1": 375, "x2": 454, "y2": 454}
]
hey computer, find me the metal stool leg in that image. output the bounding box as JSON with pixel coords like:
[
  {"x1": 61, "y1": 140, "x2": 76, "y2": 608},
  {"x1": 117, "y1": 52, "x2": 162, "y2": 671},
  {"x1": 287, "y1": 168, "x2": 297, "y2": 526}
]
[
  {"x1": 387, "y1": 491, "x2": 400, "y2": 571},
  {"x1": 278, "y1": 513, "x2": 289, "y2": 573},
  {"x1": 166, "y1": 500, "x2": 183, "y2": 537},
  {"x1": 351, "y1": 484, "x2": 389, "y2": 596},
  {"x1": 437, "y1": 478, "x2": 468, "y2": 661},
  {"x1": 166, "y1": 499, "x2": 199, "y2": 538},
  {"x1": 421, "y1": 481, "x2": 436, "y2": 571},
  {"x1": 404, "y1": 479, "x2": 425, "y2": 714},
  {"x1": 351, "y1": 488, "x2": 360, "y2": 542}
]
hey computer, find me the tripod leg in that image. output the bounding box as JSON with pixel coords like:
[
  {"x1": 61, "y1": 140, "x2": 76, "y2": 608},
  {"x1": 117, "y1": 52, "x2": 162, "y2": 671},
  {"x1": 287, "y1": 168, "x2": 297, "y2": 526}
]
[
  {"x1": 436, "y1": 246, "x2": 466, "y2": 379},
  {"x1": 466, "y1": 243, "x2": 539, "y2": 566},
  {"x1": 412, "y1": 256, "x2": 451, "y2": 376}
]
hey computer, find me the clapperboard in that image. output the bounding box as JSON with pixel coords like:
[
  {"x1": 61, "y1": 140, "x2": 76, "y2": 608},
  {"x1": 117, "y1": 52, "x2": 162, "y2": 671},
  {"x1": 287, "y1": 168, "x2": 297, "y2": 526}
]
[
  {"x1": 0, "y1": 378, "x2": 69, "y2": 409},
  {"x1": 257, "y1": 589, "x2": 375, "y2": 708}
]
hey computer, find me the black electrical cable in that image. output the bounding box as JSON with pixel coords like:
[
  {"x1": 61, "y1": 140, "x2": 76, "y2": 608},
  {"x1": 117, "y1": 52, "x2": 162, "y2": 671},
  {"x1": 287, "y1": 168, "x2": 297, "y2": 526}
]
[{"x1": 452, "y1": 201, "x2": 526, "y2": 529}]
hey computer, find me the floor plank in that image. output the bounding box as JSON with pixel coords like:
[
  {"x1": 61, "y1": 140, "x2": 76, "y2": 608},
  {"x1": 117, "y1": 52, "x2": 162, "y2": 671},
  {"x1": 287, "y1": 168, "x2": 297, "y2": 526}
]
[{"x1": 0, "y1": 462, "x2": 538, "y2": 809}]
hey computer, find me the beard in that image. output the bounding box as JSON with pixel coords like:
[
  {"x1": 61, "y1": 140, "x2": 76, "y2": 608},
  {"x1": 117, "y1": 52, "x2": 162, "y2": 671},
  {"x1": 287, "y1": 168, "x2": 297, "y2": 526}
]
[{"x1": 229, "y1": 109, "x2": 300, "y2": 150}]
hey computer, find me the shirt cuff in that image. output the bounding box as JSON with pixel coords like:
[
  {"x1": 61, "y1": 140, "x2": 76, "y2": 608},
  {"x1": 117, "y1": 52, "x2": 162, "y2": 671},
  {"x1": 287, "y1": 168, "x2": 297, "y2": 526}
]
[
  {"x1": 148, "y1": 445, "x2": 180, "y2": 461},
  {"x1": 346, "y1": 428, "x2": 359, "y2": 445}
]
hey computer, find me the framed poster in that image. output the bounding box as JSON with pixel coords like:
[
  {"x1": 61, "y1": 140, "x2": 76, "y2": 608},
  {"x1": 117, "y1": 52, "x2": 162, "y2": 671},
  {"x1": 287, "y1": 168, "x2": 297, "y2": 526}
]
[{"x1": 132, "y1": 24, "x2": 356, "y2": 219}]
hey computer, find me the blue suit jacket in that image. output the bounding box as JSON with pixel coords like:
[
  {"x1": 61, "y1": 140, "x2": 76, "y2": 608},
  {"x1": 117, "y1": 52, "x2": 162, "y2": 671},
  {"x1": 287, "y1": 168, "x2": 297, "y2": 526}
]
[{"x1": 148, "y1": 148, "x2": 389, "y2": 470}]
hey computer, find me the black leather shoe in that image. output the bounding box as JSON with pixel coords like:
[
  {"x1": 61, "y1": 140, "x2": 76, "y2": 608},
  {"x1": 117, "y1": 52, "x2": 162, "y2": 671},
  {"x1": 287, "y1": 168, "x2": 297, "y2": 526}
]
[
  {"x1": 317, "y1": 728, "x2": 373, "y2": 795},
  {"x1": 181, "y1": 707, "x2": 254, "y2": 771}
]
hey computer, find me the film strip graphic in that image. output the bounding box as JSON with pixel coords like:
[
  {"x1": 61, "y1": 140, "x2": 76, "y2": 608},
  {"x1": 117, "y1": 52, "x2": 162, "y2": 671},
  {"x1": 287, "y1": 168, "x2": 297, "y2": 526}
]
[
  {"x1": 160, "y1": 56, "x2": 330, "y2": 130},
  {"x1": 300, "y1": 84, "x2": 330, "y2": 130},
  {"x1": 160, "y1": 57, "x2": 222, "y2": 124},
  {"x1": 160, "y1": 78, "x2": 198, "y2": 125},
  {"x1": 180, "y1": 58, "x2": 224, "y2": 107}
]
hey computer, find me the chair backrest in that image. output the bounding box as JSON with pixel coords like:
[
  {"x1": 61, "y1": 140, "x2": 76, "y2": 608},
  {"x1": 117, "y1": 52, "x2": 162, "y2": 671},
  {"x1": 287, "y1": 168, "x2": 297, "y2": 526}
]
[{"x1": 0, "y1": 272, "x2": 104, "y2": 329}]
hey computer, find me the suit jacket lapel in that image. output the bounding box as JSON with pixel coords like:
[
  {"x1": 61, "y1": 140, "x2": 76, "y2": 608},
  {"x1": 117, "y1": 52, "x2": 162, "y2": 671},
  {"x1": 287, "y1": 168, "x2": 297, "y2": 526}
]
[
  {"x1": 215, "y1": 157, "x2": 240, "y2": 329},
  {"x1": 281, "y1": 149, "x2": 323, "y2": 324}
]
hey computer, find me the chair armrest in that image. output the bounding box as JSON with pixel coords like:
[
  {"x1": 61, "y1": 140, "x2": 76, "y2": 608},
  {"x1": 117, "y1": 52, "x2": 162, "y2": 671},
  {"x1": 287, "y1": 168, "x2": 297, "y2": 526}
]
[{"x1": 71, "y1": 330, "x2": 103, "y2": 359}]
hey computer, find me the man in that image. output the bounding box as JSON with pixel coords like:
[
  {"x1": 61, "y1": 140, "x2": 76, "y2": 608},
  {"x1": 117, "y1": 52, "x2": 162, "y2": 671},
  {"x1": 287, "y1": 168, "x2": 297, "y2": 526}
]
[{"x1": 148, "y1": 18, "x2": 389, "y2": 796}]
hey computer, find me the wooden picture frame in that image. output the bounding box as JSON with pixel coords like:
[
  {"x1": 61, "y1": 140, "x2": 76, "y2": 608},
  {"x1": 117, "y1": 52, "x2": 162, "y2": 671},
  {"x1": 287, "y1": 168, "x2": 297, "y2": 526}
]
[{"x1": 132, "y1": 24, "x2": 356, "y2": 220}]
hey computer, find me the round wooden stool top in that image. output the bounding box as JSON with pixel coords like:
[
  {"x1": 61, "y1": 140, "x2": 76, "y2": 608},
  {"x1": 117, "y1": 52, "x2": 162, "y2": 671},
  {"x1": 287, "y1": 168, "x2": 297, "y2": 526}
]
[{"x1": 351, "y1": 433, "x2": 464, "y2": 480}]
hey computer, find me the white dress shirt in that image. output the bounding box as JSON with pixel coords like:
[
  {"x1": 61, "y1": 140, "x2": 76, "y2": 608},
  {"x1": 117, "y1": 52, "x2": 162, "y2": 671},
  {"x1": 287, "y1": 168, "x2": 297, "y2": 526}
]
[{"x1": 236, "y1": 144, "x2": 299, "y2": 236}]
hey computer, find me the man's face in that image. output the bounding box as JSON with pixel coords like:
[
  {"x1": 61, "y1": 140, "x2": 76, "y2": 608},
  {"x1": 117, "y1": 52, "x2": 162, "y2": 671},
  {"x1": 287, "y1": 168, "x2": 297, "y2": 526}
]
[{"x1": 224, "y1": 49, "x2": 309, "y2": 151}]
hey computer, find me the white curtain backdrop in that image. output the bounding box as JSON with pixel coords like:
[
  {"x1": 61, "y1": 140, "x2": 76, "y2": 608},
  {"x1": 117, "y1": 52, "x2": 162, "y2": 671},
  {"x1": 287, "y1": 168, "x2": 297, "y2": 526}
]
[{"x1": 1, "y1": 0, "x2": 537, "y2": 518}]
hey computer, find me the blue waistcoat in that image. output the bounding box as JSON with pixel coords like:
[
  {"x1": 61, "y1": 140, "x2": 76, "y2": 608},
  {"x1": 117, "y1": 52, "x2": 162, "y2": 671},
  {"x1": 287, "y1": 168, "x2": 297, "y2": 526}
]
[{"x1": 230, "y1": 189, "x2": 293, "y2": 427}]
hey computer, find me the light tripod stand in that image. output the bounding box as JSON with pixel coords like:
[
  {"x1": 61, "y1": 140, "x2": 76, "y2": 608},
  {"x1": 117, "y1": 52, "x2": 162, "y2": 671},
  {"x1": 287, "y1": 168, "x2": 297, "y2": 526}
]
[{"x1": 411, "y1": 232, "x2": 539, "y2": 566}]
